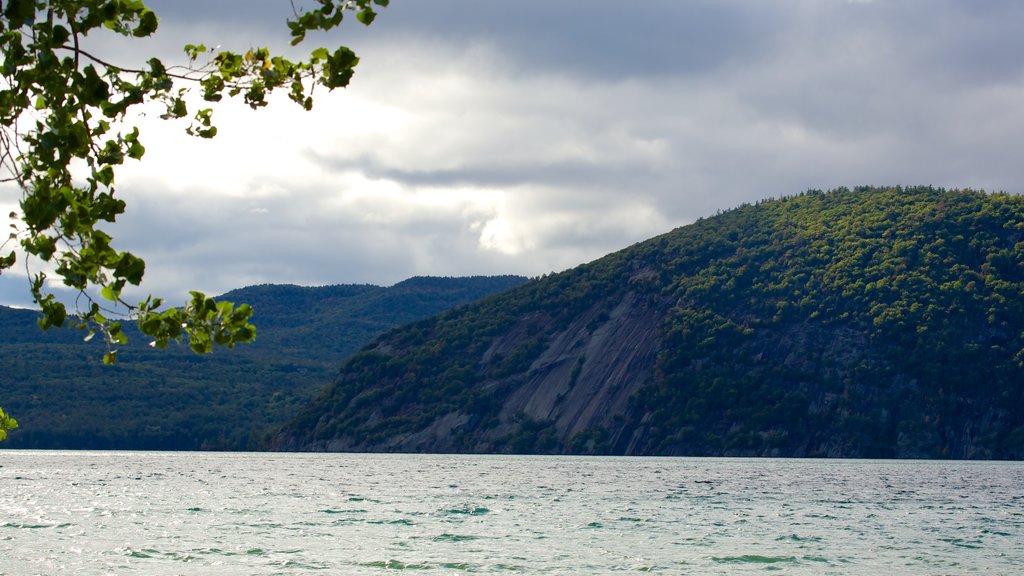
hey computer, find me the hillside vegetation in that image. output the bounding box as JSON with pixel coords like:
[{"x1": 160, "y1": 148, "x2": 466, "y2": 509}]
[
  {"x1": 0, "y1": 276, "x2": 525, "y2": 450},
  {"x1": 274, "y1": 187, "x2": 1024, "y2": 458}
]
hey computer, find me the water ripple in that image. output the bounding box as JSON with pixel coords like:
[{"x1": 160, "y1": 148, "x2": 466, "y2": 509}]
[{"x1": 1, "y1": 452, "x2": 1021, "y2": 575}]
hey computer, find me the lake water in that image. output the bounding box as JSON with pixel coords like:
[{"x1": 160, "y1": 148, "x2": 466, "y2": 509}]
[{"x1": 0, "y1": 452, "x2": 1021, "y2": 575}]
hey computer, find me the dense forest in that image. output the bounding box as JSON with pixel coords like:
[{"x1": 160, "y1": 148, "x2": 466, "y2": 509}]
[
  {"x1": 0, "y1": 276, "x2": 526, "y2": 450},
  {"x1": 274, "y1": 187, "x2": 1024, "y2": 459}
]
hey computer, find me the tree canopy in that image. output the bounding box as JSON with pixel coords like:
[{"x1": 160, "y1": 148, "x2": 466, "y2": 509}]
[
  {"x1": 0, "y1": 0, "x2": 388, "y2": 438},
  {"x1": 0, "y1": 276, "x2": 527, "y2": 450}
]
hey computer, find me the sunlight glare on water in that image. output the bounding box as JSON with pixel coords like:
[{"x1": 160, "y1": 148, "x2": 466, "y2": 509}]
[{"x1": 1, "y1": 452, "x2": 1021, "y2": 575}]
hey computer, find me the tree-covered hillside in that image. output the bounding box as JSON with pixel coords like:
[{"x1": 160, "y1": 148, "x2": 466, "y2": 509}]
[
  {"x1": 275, "y1": 187, "x2": 1024, "y2": 459},
  {"x1": 0, "y1": 276, "x2": 525, "y2": 450}
]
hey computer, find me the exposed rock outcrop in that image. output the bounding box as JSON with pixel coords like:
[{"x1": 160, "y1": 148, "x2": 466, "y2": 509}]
[{"x1": 274, "y1": 187, "x2": 1024, "y2": 459}]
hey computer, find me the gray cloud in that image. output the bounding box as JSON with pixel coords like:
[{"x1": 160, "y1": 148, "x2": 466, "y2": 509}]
[
  {"x1": 4, "y1": 0, "x2": 1024, "y2": 307},
  {"x1": 369, "y1": 0, "x2": 782, "y2": 79}
]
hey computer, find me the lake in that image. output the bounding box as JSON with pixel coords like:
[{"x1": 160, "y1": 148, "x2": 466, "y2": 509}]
[{"x1": 1, "y1": 451, "x2": 1021, "y2": 574}]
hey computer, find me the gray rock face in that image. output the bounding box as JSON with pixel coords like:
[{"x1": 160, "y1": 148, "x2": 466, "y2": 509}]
[
  {"x1": 490, "y1": 291, "x2": 660, "y2": 444},
  {"x1": 273, "y1": 286, "x2": 669, "y2": 454}
]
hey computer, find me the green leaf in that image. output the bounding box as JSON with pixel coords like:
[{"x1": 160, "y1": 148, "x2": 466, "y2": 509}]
[
  {"x1": 37, "y1": 299, "x2": 67, "y2": 331},
  {"x1": 111, "y1": 252, "x2": 145, "y2": 285},
  {"x1": 25, "y1": 235, "x2": 58, "y2": 260},
  {"x1": 79, "y1": 65, "x2": 111, "y2": 106},
  {"x1": 189, "y1": 330, "x2": 212, "y2": 354},
  {"x1": 216, "y1": 300, "x2": 234, "y2": 317},
  {"x1": 96, "y1": 165, "x2": 115, "y2": 186},
  {"x1": 321, "y1": 47, "x2": 359, "y2": 88},
  {"x1": 109, "y1": 322, "x2": 128, "y2": 344},
  {"x1": 356, "y1": 9, "x2": 376, "y2": 26},
  {"x1": 126, "y1": 138, "x2": 145, "y2": 159},
  {"x1": 133, "y1": 9, "x2": 159, "y2": 37},
  {"x1": 101, "y1": 283, "x2": 119, "y2": 302}
]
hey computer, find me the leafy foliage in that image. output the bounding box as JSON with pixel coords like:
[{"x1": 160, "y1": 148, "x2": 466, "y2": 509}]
[
  {"x1": 277, "y1": 187, "x2": 1024, "y2": 459},
  {"x1": 0, "y1": 0, "x2": 388, "y2": 432},
  {"x1": 0, "y1": 405, "x2": 16, "y2": 441}
]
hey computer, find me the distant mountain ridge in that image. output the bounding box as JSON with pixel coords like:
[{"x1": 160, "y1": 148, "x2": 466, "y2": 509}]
[
  {"x1": 0, "y1": 275, "x2": 526, "y2": 450},
  {"x1": 274, "y1": 187, "x2": 1024, "y2": 459}
]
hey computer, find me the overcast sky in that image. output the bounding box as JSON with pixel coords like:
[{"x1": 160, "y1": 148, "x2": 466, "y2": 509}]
[{"x1": 3, "y1": 0, "x2": 1024, "y2": 308}]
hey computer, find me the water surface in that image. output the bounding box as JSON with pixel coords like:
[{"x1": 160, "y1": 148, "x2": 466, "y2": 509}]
[{"x1": 1, "y1": 452, "x2": 1021, "y2": 574}]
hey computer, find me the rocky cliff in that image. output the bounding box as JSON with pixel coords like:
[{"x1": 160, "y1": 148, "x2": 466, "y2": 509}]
[{"x1": 274, "y1": 187, "x2": 1024, "y2": 459}]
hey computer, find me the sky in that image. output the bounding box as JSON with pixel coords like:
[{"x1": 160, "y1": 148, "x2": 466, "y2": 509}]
[{"x1": 3, "y1": 0, "x2": 1024, "y2": 308}]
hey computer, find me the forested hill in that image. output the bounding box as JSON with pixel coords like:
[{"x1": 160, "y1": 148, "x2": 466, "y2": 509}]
[
  {"x1": 275, "y1": 187, "x2": 1024, "y2": 459},
  {"x1": 0, "y1": 275, "x2": 526, "y2": 450}
]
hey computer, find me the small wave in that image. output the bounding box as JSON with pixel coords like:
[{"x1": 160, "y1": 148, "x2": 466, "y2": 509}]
[
  {"x1": 803, "y1": 513, "x2": 839, "y2": 520},
  {"x1": 366, "y1": 518, "x2": 414, "y2": 526},
  {"x1": 2, "y1": 522, "x2": 53, "y2": 529},
  {"x1": 121, "y1": 547, "x2": 156, "y2": 559},
  {"x1": 775, "y1": 533, "x2": 823, "y2": 542},
  {"x1": 193, "y1": 547, "x2": 236, "y2": 557},
  {"x1": 445, "y1": 506, "x2": 490, "y2": 516},
  {"x1": 247, "y1": 522, "x2": 285, "y2": 529},
  {"x1": 940, "y1": 537, "x2": 983, "y2": 549},
  {"x1": 120, "y1": 547, "x2": 198, "y2": 562},
  {"x1": 275, "y1": 558, "x2": 331, "y2": 570},
  {"x1": 361, "y1": 559, "x2": 432, "y2": 570},
  {"x1": 491, "y1": 563, "x2": 529, "y2": 572},
  {"x1": 358, "y1": 558, "x2": 483, "y2": 571},
  {"x1": 440, "y1": 562, "x2": 479, "y2": 571},
  {"x1": 433, "y1": 533, "x2": 479, "y2": 542},
  {"x1": 712, "y1": 554, "x2": 799, "y2": 565}
]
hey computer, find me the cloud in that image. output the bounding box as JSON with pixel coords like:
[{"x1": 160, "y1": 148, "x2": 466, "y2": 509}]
[{"x1": 4, "y1": 0, "x2": 1024, "y2": 308}]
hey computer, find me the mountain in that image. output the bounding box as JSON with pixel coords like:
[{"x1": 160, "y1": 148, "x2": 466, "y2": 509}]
[
  {"x1": 274, "y1": 187, "x2": 1024, "y2": 459},
  {"x1": 0, "y1": 275, "x2": 526, "y2": 450}
]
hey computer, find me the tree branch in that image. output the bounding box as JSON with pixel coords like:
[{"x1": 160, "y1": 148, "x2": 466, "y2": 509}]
[{"x1": 57, "y1": 43, "x2": 214, "y2": 82}]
